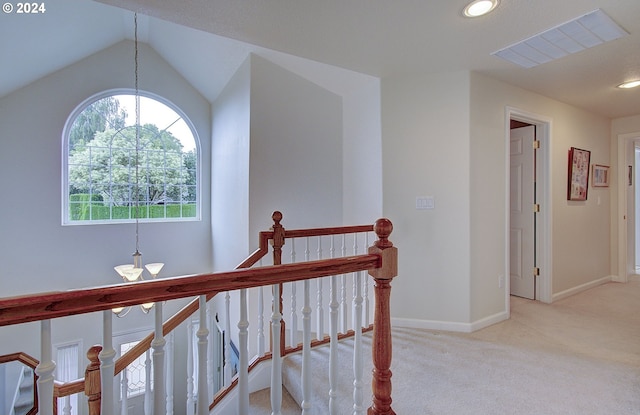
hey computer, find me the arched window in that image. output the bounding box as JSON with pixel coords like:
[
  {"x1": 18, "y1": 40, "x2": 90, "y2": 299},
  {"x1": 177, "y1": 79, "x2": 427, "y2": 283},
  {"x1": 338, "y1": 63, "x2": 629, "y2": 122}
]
[{"x1": 63, "y1": 91, "x2": 199, "y2": 224}]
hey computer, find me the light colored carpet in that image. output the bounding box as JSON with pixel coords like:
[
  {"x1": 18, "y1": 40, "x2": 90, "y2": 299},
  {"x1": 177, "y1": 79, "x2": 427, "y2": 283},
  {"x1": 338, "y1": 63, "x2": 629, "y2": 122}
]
[{"x1": 258, "y1": 281, "x2": 640, "y2": 414}]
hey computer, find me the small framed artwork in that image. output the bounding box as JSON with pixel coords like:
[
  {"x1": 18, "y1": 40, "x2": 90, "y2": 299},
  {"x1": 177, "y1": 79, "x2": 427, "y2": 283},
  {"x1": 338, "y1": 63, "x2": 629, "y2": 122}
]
[
  {"x1": 592, "y1": 164, "x2": 610, "y2": 187},
  {"x1": 567, "y1": 147, "x2": 590, "y2": 201}
]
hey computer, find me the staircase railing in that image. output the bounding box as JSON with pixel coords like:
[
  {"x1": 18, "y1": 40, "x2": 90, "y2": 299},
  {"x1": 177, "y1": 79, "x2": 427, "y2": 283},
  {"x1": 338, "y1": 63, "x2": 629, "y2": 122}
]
[{"x1": 0, "y1": 211, "x2": 397, "y2": 415}]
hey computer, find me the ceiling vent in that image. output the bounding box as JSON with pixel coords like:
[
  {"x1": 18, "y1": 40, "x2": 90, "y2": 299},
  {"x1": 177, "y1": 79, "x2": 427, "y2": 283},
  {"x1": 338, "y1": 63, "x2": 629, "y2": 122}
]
[{"x1": 492, "y1": 9, "x2": 628, "y2": 68}]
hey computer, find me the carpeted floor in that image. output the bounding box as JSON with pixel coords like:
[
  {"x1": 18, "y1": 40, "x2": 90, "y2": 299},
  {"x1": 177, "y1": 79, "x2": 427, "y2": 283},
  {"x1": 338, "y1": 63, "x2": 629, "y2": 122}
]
[{"x1": 252, "y1": 281, "x2": 640, "y2": 414}]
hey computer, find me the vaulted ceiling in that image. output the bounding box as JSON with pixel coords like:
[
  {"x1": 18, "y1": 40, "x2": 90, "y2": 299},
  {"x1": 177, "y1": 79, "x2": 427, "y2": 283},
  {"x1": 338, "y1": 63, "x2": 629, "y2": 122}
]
[{"x1": 3, "y1": 0, "x2": 640, "y2": 119}]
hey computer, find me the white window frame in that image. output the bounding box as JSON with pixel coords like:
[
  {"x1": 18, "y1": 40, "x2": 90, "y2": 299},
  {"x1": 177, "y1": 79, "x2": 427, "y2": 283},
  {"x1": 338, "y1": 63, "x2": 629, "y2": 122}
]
[{"x1": 62, "y1": 89, "x2": 201, "y2": 225}]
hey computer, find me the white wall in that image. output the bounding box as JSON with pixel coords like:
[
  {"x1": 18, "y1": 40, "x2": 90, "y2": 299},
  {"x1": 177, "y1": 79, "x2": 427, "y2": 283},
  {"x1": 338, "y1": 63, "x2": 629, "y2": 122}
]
[
  {"x1": 343, "y1": 80, "x2": 383, "y2": 224},
  {"x1": 381, "y1": 71, "x2": 472, "y2": 327},
  {"x1": 248, "y1": 54, "x2": 344, "y2": 238},
  {"x1": 211, "y1": 57, "x2": 252, "y2": 272}
]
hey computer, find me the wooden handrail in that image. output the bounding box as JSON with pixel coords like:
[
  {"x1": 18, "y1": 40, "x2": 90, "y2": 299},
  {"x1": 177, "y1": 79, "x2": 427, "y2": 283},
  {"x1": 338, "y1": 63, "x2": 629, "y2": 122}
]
[
  {"x1": 284, "y1": 224, "x2": 373, "y2": 239},
  {"x1": 0, "y1": 255, "x2": 380, "y2": 327}
]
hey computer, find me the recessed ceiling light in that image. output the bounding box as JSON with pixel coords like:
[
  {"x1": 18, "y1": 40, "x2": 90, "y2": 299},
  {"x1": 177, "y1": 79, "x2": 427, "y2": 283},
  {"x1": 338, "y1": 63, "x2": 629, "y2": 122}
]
[
  {"x1": 618, "y1": 80, "x2": 640, "y2": 89},
  {"x1": 464, "y1": 0, "x2": 499, "y2": 18}
]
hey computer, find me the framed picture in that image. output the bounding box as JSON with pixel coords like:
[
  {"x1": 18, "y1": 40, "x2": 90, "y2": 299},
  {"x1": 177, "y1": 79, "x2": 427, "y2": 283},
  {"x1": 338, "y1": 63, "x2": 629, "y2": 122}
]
[
  {"x1": 567, "y1": 147, "x2": 590, "y2": 201},
  {"x1": 592, "y1": 164, "x2": 610, "y2": 187}
]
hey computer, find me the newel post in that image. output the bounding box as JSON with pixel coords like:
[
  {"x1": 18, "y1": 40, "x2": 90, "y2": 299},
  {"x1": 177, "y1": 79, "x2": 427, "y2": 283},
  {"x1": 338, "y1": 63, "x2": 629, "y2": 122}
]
[
  {"x1": 271, "y1": 211, "x2": 287, "y2": 355},
  {"x1": 367, "y1": 218, "x2": 398, "y2": 415},
  {"x1": 85, "y1": 345, "x2": 102, "y2": 415}
]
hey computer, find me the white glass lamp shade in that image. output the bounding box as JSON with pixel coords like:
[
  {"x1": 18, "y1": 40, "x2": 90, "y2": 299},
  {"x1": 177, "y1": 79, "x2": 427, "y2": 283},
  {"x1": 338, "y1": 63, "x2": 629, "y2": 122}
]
[
  {"x1": 114, "y1": 264, "x2": 134, "y2": 278},
  {"x1": 112, "y1": 306, "x2": 130, "y2": 317},
  {"x1": 122, "y1": 267, "x2": 143, "y2": 282},
  {"x1": 145, "y1": 262, "x2": 164, "y2": 277},
  {"x1": 141, "y1": 302, "x2": 155, "y2": 313}
]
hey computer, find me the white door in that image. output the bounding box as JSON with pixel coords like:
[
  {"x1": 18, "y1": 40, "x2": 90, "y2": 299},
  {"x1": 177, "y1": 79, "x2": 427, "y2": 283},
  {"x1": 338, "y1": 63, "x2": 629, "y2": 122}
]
[{"x1": 510, "y1": 125, "x2": 536, "y2": 299}]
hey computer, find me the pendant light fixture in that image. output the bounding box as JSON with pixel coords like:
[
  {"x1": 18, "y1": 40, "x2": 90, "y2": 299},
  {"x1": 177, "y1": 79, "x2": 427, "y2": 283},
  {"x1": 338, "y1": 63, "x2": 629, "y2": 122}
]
[{"x1": 113, "y1": 12, "x2": 164, "y2": 317}]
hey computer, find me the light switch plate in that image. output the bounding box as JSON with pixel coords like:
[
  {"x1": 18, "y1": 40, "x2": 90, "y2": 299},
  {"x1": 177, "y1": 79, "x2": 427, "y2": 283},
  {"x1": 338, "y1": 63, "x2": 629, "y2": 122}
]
[{"x1": 416, "y1": 196, "x2": 435, "y2": 210}]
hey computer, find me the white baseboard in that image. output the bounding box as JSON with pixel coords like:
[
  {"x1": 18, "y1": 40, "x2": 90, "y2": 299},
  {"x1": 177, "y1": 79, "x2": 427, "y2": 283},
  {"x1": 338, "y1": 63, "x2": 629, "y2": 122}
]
[
  {"x1": 392, "y1": 310, "x2": 509, "y2": 334},
  {"x1": 469, "y1": 310, "x2": 510, "y2": 332},
  {"x1": 551, "y1": 276, "x2": 611, "y2": 302}
]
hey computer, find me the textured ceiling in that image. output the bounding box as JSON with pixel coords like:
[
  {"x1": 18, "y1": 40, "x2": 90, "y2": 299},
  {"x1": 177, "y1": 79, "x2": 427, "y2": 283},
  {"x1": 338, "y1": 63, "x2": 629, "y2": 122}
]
[{"x1": 2, "y1": 0, "x2": 640, "y2": 119}]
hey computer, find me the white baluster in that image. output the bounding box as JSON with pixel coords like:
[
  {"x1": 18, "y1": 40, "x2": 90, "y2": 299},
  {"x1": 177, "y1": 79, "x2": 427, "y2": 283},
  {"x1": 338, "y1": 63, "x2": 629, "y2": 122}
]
[
  {"x1": 352, "y1": 271, "x2": 364, "y2": 415},
  {"x1": 166, "y1": 332, "x2": 174, "y2": 415},
  {"x1": 290, "y1": 238, "x2": 298, "y2": 346},
  {"x1": 304, "y1": 237, "x2": 311, "y2": 262},
  {"x1": 121, "y1": 369, "x2": 129, "y2": 415},
  {"x1": 363, "y1": 232, "x2": 371, "y2": 327},
  {"x1": 301, "y1": 279, "x2": 312, "y2": 415},
  {"x1": 207, "y1": 305, "x2": 214, "y2": 401},
  {"x1": 238, "y1": 289, "x2": 250, "y2": 414},
  {"x1": 99, "y1": 311, "x2": 116, "y2": 415},
  {"x1": 258, "y1": 286, "x2": 265, "y2": 356},
  {"x1": 340, "y1": 235, "x2": 348, "y2": 333},
  {"x1": 329, "y1": 273, "x2": 339, "y2": 415},
  {"x1": 257, "y1": 259, "x2": 265, "y2": 357},
  {"x1": 153, "y1": 302, "x2": 167, "y2": 415},
  {"x1": 270, "y1": 284, "x2": 283, "y2": 415},
  {"x1": 197, "y1": 296, "x2": 210, "y2": 415},
  {"x1": 62, "y1": 395, "x2": 71, "y2": 415},
  {"x1": 329, "y1": 236, "x2": 339, "y2": 413},
  {"x1": 316, "y1": 237, "x2": 324, "y2": 341},
  {"x1": 223, "y1": 291, "x2": 232, "y2": 386},
  {"x1": 186, "y1": 322, "x2": 195, "y2": 415},
  {"x1": 36, "y1": 320, "x2": 55, "y2": 415},
  {"x1": 144, "y1": 350, "x2": 151, "y2": 415}
]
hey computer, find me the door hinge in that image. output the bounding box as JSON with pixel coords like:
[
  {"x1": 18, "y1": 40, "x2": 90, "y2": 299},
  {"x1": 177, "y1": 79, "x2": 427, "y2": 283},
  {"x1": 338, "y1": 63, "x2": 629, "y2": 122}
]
[
  {"x1": 533, "y1": 204, "x2": 540, "y2": 213},
  {"x1": 533, "y1": 140, "x2": 540, "y2": 149},
  {"x1": 534, "y1": 267, "x2": 540, "y2": 276}
]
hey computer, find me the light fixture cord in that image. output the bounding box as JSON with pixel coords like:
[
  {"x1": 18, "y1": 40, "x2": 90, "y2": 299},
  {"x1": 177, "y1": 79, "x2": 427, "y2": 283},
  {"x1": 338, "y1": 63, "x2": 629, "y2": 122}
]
[{"x1": 134, "y1": 12, "x2": 140, "y2": 255}]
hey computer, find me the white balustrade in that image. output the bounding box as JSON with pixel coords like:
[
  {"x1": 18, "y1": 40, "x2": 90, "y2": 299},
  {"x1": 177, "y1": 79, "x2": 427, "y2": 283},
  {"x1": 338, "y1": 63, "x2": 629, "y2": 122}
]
[
  {"x1": 120, "y1": 368, "x2": 129, "y2": 415},
  {"x1": 144, "y1": 349, "x2": 152, "y2": 415},
  {"x1": 166, "y1": 332, "x2": 175, "y2": 415},
  {"x1": 270, "y1": 284, "x2": 283, "y2": 415},
  {"x1": 186, "y1": 321, "x2": 195, "y2": 415},
  {"x1": 340, "y1": 235, "x2": 349, "y2": 333},
  {"x1": 238, "y1": 289, "x2": 250, "y2": 414},
  {"x1": 207, "y1": 305, "x2": 214, "y2": 401},
  {"x1": 197, "y1": 296, "x2": 209, "y2": 415},
  {"x1": 329, "y1": 274, "x2": 339, "y2": 414},
  {"x1": 153, "y1": 302, "x2": 167, "y2": 415},
  {"x1": 352, "y1": 271, "x2": 365, "y2": 415},
  {"x1": 99, "y1": 311, "x2": 116, "y2": 415},
  {"x1": 36, "y1": 320, "x2": 55, "y2": 415},
  {"x1": 300, "y1": 278, "x2": 312, "y2": 415},
  {"x1": 224, "y1": 291, "x2": 232, "y2": 386},
  {"x1": 316, "y1": 237, "x2": 324, "y2": 341},
  {"x1": 62, "y1": 395, "x2": 72, "y2": 415}
]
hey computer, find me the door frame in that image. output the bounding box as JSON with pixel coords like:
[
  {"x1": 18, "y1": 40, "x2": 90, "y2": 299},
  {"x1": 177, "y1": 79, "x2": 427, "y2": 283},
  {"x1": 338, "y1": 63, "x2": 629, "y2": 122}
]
[
  {"x1": 616, "y1": 131, "x2": 640, "y2": 282},
  {"x1": 505, "y1": 107, "x2": 553, "y2": 305}
]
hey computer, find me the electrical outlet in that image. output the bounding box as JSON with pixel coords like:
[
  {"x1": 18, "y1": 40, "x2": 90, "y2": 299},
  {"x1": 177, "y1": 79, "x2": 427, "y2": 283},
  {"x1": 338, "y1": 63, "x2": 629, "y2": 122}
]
[{"x1": 498, "y1": 275, "x2": 505, "y2": 288}]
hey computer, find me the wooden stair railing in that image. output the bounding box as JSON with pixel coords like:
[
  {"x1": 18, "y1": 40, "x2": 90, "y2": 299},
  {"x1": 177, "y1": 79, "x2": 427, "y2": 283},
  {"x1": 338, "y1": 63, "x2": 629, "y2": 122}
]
[{"x1": 0, "y1": 212, "x2": 397, "y2": 415}]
